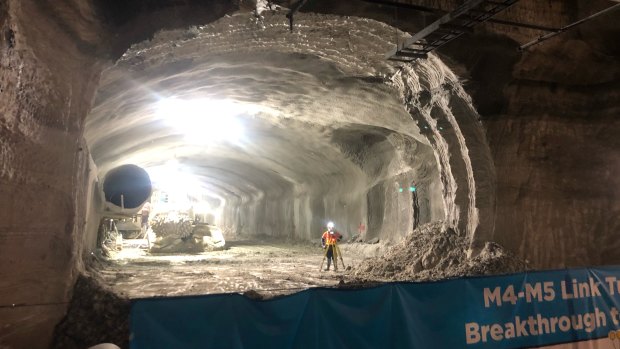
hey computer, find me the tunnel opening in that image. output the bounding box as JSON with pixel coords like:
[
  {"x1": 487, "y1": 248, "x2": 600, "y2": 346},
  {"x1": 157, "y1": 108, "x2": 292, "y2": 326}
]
[
  {"x1": 73, "y1": 9, "x2": 519, "y2": 306},
  {"x1": 1, "y1": 1, "x2": 618, "y2": 348},
  {"x1": 51, "y1": 9, "x2": 529, "y2": 349}
]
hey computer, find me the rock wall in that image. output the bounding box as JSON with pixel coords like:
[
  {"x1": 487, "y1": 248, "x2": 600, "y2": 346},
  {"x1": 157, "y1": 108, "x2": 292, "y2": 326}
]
[
  {"x1": 86, "y1": 13, "x2": 482, "y2": 247},
  {"x1": 433, "y1": 0, "x2": 620, "y2": 268},
  {"x1": 392, "y1": 58, "x2": 496, "y2": 255},
  {"x1": 0, "y1": 1, "x2": 105, "y2": 347},
  {"x1": 488, "y1": 116, "x2": 620, "y2": 268},
  {"x1": 318, "y1": 0, "x2": 619, "y2": 267},
  {"x1": 218, "y1": 130, "x2": 438, "y2": 242},
  {"x1": 297, "y1": 0, "x2": 620, "y2": 268},
  {"x1": 1, "y1": 0, "x2": 618, "y2": 347}
]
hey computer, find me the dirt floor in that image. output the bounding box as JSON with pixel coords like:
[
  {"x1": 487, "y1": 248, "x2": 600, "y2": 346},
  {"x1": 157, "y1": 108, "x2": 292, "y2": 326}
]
[
  {"x1": 97, "y1": 238, "x2": 367, "y2": 299},
  {"x1": 53, "y1": 238, "x2": 368, "y2": 348},
  {"x1": 52, "y1": 223, "x2": 527, "y2": 348},
  {"x1": 94, "y1": 222, "x2": 527, "y2": 299}
]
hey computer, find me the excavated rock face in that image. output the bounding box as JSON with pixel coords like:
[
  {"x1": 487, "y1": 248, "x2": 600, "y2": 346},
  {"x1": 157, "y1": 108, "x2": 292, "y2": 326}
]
[
  {"x1": 85, "y1": 12, "x2": 491, "y2": 250},
  {"x1": 1, "y1": 0, "x2": 618, "y2": 348},
  {"x1": 0, "y1": 1, "x2": 106, "y2": 348},
  {"x1": 439, "y1": 1, "x2": 620, "y2": 268},
  {"x1": 293, "y1": 0, "x2": 620, "y2": 268}
]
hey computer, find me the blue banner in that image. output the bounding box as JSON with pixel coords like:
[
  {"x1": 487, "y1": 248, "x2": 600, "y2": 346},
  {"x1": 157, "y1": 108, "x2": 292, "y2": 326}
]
[{"x1": 130, "y1": 266, "x2": 620, "y2": 348}]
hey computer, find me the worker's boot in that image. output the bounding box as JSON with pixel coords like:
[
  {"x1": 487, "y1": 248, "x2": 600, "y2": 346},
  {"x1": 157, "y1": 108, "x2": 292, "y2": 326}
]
[{"x1": 325, "y1": 259, "x2": 331, "y2": 271}]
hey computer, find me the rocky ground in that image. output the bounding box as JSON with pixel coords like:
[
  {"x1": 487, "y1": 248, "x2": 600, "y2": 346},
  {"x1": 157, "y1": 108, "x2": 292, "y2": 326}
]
[
  {"x1": 51, "y1": 275, "x2": 130, "y2": 349},
  {"x1": 95, "y1": 238, "x2": 362, "y2": 299},
  {"x1": 51, "y1": 238, "x2": 360, "y2": 348},
  {"x1": 52, "y1": 224, "x2": 527, "y2": 347},
  {"x1": 350, "y1": 221, "x2": 528, "y2": 282}
]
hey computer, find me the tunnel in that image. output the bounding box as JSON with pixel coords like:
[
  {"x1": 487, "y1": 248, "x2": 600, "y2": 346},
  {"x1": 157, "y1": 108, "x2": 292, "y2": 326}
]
[{"x1": 1, "y1": 0, "x2": 619, "y2": 348}]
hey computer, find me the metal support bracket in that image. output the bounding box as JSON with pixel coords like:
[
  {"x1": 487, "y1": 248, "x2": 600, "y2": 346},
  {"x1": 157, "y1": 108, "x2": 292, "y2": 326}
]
[{"x1": 385, "y1": 0, "x2": 520, "y2": 62}]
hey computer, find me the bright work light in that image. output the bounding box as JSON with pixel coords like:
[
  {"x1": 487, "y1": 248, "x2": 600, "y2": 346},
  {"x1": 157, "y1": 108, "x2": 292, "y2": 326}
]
[{"x1": 156, "y1": 98, "x2": 248, "y2": 144}]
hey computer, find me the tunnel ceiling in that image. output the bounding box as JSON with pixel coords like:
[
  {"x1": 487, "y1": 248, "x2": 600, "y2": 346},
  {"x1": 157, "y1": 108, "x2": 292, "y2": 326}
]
[{"x1": 85, "y1": 12, "x2": 435, "y2": 201}]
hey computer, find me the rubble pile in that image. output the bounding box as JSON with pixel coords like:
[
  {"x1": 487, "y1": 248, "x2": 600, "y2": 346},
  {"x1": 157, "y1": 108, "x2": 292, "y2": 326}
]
[
  {"x1": 52, "y1": 275, "x2": 129, "y2": 349},
  {"x1": 351, "y1": 222, "x2": 528, "y2": 282}
]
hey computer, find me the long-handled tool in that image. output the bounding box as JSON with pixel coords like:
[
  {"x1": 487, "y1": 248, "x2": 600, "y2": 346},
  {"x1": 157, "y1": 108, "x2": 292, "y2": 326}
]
[
  {"x1": 319, "y1": 244, "x2": 330, "y2": 271},
  {"x1": 319, "y1": 242, "x2": 346, "y2": 271},
  {"x1": 335, "y1": 244, "x2": 346, "y2": 269},
  {"x1": 332, "y1": 245, "x2": 339, "y2": 271}
]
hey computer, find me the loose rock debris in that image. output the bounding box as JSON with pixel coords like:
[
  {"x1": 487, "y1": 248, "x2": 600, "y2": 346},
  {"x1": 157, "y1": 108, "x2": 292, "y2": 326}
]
[
  {"x1": 350, "y1": 221, "x2": 528, "y2": 282},
  {"x1": 53, "y1": 223, "x2": 526, "y2": 347},
  {"x1": 52, "y1": 274, "x2": 130, "y2": 349}
]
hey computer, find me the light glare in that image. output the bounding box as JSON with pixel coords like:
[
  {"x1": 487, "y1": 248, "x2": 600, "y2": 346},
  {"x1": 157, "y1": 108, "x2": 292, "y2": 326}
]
[
  {"x1": 146, "y1": 163, "x2": 203, "y2": 200},
  {"x1": 157, "y1": 98, "x2": 249, "y2": 144}
]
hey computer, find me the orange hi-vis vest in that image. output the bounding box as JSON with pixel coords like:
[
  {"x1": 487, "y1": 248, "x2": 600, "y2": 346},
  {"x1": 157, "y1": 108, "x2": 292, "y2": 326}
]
[{"x1": 322, "y1": 231, "x2": 341, "y2": 245}]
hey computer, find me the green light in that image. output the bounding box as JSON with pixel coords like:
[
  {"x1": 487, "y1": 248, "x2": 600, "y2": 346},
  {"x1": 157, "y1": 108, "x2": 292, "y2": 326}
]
[
  {"x1": 409, "y1": 186, "x2": 416, "y2": 192},
  {"x1": 398, "y1": 188, "x2": 403, "y2": 193}
]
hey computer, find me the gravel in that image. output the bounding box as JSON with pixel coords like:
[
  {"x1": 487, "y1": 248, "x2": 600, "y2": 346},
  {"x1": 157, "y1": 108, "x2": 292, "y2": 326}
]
[
  {"x1": 51, "y1": 273, "x2": 130, "y2": 349},
  {"x1": 350, "y1": 222, "x2": 528, "y2": 282}
]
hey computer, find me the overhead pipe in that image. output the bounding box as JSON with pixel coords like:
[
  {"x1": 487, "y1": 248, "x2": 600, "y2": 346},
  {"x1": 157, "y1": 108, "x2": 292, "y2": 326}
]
[
  {"x1": 519, "y1": 3, "x2": 620, "y2": 50},
  {"x1": 361, "y1": 0, "x2": 560, "y2": 32},
  {"x1": 102, "y1": 164, "x2": 152, "y2": 216}
]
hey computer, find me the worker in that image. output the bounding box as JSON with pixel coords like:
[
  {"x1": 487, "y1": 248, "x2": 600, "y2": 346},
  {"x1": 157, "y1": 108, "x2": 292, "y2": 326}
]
[
  {"x1": 140, "y1": 201, "x2": 151, "y2": 230},
  {"x1": 321, "y1": 221, "x2": 342, "y2": 271},
  {"x1": 357, "y1": 221, "x2": 366, "y2": 240}
]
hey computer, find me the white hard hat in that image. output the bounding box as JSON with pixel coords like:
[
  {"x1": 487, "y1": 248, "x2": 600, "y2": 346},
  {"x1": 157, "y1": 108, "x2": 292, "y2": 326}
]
[
  {"x1": 327, "y1": 221, "x2": 335, "y2": 229},
  {"x1": 88, "y1": 344, "x2": 121, "y2": 349}
]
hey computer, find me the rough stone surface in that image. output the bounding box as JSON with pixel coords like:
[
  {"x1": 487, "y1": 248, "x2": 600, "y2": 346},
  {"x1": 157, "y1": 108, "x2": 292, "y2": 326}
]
[
  {"x1": 51, "y1": 274, "x2": 130, "y2": 349},
  {"x1": 0, "y1": 1, "x2": 106, "y2": 347},
  {"x1": 351, "y1": 222, "x2": 528, "y2": 282},
  {"x1": 488, "y1": 116, "x2": 620, "y2": 268},
  {"x1": 429, "y1": 0, "x2": 620, "y2": 267},
  {"x1": 84, "y1": 11, "x2": 501, "y2": 259},
  {"x1": 1, "y1": 1, "x2": 619, "y2": 348},
  {"x1": 49, "y1": 235, "x2": 525, "y2": 344}
]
